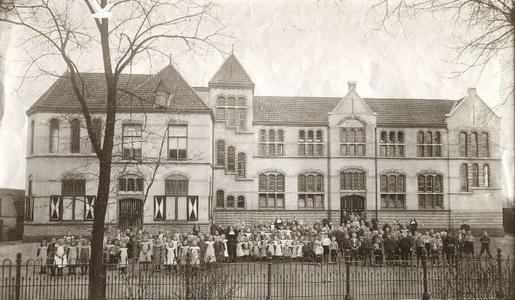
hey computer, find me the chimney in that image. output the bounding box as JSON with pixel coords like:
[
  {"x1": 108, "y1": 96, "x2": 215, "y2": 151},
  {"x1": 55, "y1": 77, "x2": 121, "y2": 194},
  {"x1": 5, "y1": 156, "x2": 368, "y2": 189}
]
[
  {"x1": 468, "y1": 88, "x2": 476, "y2": 96},
  {"x1": 348, "y1": 81, "x2": 357, "y2": 91}
]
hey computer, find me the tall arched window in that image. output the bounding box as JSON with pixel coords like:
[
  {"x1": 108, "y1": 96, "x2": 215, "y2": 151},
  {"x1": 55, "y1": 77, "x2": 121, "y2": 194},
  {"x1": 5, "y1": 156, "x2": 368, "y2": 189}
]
[
  {"x1": 30, "y1": 120, "x2": 35, "y2": 155},
  {"x1": 25, "y1": 176, "x2": 34, "y2": 221},
  {"x1": 380, "y1": 130, "x2": 404, "y2": 157},
  {"x1": 49, "y1": 119, "x2": 59, "y2": 153},
  {"x1": 471, "y1": 163, "x2": 479, "y2": 187},
  {"x1": 70, "y1": 119, "x2": 81, "y2": 153},
  {"x1": 340, "y1": 169, "x2": 366, "y2": 191},
  {"x1": 418, "y1": 174, "x2": 444, "y2": 209},
  {"x1": 299, "y1": 129, "x2": 324, "y2": 156},
  {"x1": 481, "y1": 132, "x2": 489, "y2": 157},
  {"x1": 216, "y1": 190, "x2": 224, "y2": 208},
  {"x1": 379, "y1": 173, "x2": 406, "y2": 209},
  {"x1": 460, "y1": 164, "x2": 469, "y2": 192},
  {"x1": 483, "y1": 164, "x2": 490, "y2": 187},
  {"x1": 258, "y1": 173, "x2": 285, "y2": 208},
  {"x1": 471, "y1": 132, "x2": 478, "y2": 157},
  {"x1": 237, "y1": 152, "x2": 246, "y2": 178},
  {"x1": 216, "y1": 95, "x2": 247, "y2": 130},
  {"x1": 227, "y1": 146, "x2": 235, "y2": 172},
  {"x1": 118, "y1": 175, "x2": 144, "y2": 193},
  {"x1": 297, "y1": 173, "x2": 324, "y2": 208},
  {"x1": 165, "y1": 174, "x2": 188, "y2": 195},
  {"x1": 216, "y1": 140, "x2": 225, "y2": 166},
  {"x1": 459, "y1": 132, "x2": 468, "y2": 157},
  {"x1": 259, "y1": 128, "x2": 284, "y2": 156}
]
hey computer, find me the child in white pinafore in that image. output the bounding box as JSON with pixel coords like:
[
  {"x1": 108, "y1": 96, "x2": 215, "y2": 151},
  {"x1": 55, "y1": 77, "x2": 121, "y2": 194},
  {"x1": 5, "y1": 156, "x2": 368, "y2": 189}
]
[
  {"x1": 119, "y1": 242, "x2": 128, "y2": 273},
  {"x1": 204, "y1": 236, "x2": 216, "y2": 263},
  {"x1": 221, "y1": 235, "x2": 229, "y2": 261},
  {"x1": 274, "y1": 237, "x2": 283, "y2": 259},
  {"x1": 166, "y1": 237, "x2": 178, "y2": 273},
  {"x1": 54, "y1": 239, "x2": 68, "y2": 276}
]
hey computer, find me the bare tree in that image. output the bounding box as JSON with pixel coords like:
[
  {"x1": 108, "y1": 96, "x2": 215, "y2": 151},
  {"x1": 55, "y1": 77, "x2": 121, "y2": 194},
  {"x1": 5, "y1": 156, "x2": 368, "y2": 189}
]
[{"x1": 0, "y1": 0, "x2": 229, "y2": 299}]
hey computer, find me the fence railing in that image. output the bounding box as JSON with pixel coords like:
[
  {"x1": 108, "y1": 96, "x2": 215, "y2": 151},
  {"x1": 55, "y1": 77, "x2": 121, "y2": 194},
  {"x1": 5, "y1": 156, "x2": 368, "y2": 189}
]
[{"x1": 1, "y1": 249, "x2": 513, "y2": 300}]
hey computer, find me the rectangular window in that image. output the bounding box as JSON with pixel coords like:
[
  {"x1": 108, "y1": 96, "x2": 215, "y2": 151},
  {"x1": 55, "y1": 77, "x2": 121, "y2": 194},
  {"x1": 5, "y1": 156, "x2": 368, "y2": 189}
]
[
  {"x1": 168, "y1": 125, "x2": 187, "y2": 160},
  {"x1": 122, "y1": 124, "x2": 142, "y2": 160}
]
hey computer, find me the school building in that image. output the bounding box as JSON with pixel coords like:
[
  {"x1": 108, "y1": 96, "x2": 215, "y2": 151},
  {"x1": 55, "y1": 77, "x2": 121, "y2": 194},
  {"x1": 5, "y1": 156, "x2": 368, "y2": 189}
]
[{"x1": 23, "y1": 54, "x2": 503, "y2": 240}]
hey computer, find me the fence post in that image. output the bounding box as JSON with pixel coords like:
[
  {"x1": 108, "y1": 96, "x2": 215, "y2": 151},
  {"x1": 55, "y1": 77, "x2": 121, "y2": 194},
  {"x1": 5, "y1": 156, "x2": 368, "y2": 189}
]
[
  {"x1": 496, "y1": 248, "x2": 504, "y2": 300},
  {"x1": 15, "y1": 253, "x2": 21, "y2": 300},
  {"x1": 344, "y1": 249, "x2": 351, "y2": 300},
  {"x1": 266, "y1": 262, "x2": 272, "y2": 300},
  {"x1": 102, "y1": 252, "x2": 108, "y2": 300},
  {"x1": 421, "y1": 249, "x2": 430, "y2": 300},
  {"x1": 185, "y1": 264, "x2": 190, "y2": 300}
]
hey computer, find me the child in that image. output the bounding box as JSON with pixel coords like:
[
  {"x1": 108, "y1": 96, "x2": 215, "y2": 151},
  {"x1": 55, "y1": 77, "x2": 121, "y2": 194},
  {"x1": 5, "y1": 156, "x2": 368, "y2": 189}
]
[
  {"x1": 259, "y1": 237, "x2": 268, "y2": 260},
  {"x1": 37, "y1": 239, "x2": 48, "y2": 274},
  {"x1": 47, "y1": 238, "x2": 57, "y2": 276},
  {"x1": 242, "y1": 236, "x2": 250, "y2": 260},
  {"x1": 322, "y1": 234, "x2": 331, "y2": 263},
  {"x1": 274, "y1": 236, "x2": 283, "y2": 259},
  {"x1": 165, "y1": 236, "x2": 178, "y2": 273},
  {"x1": 267, "y1": 238, "x2": 275, "y2": 260},
  {"x1": 67, "y1": 240, "x2": 78, "y2": 275},
  {"x1": 291, "y1": 238, "x2": 298, "y2": 260},
  {"x1": 139, "y1": 235, "x2": 152, "y2": 269},
  {"x1": 221, "y1": 235, "x2": 229, "y2": 262},
  {"x1": 189, "y1": 240, "x2": 200, "y2": 267},
  {"x1": 79, "y1": 239, "x2": 91, "y2": 275},
  {"x1": 153, "y1": 238, "x2": 163, "y2": 271},
  {"x1": 372, "y1": 237, "x2": 383, "y2": 266},
  {"x1": 349, "y1": 233, "x2": 360, "y2": 262},
  {"x1": 236, "y1": 237, "x2": 244, "y2": 260},
  {"x1": 314, "y1": 238, "x2": 324, "y2": 263},
  {"x1": 180, "y1": 240, "x2": 190, "y2": 266},
  {"x1": 54, "y1": 239, "x2": 67, "y2": 276},
  {"x1": 204, "y1": 236, "x2": 216, "y2": 263},
  {"x1": 329, "y1": 236, "x2": 339, "y2": 263},
  {"x1": 119, "y1": 242, "x2": 128, "y2": 273},
  {"x1": 108, "y1": 240, "x2": 120, "y2": 265}
]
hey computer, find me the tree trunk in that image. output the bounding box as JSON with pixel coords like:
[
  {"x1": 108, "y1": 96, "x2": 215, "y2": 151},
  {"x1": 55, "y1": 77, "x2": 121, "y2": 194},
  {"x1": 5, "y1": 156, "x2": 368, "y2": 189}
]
[{"x1": 89, "y1": 158, "x2": 112, "y2": 300}]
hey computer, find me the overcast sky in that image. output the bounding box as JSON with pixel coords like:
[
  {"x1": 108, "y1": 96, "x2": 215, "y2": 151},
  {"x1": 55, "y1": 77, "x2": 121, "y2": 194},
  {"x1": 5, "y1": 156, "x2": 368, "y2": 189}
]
[{"x1": 0, "y1": 0, "x2": 513, "y2": 197}]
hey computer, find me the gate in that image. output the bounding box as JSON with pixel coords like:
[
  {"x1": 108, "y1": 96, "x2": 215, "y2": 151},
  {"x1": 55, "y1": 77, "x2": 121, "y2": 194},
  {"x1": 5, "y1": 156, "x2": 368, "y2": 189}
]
[{"x1": 118, "y1": 198, "x2": 143, "y2": 231}]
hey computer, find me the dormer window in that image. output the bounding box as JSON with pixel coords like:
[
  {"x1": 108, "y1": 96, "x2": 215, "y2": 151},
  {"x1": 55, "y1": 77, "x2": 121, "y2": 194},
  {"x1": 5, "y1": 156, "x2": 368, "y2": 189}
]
[{"x1": 154, "y1": 82, "x2": 169, "y2": 108}]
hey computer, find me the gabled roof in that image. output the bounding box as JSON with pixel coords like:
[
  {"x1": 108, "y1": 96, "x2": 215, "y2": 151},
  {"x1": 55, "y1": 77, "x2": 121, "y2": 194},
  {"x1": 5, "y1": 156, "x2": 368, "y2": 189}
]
[
  {"x1": 27, "y1": 64, "x2": 210, "y2": 114},
  {"x1": 254, "y1": 96, "x2": 457, "y2": 125},
  {"x1": 209, "y1": 53, "x2": 254, "y2": 87},
  {"x1": 364, "y1": 98, "x2": 457, "y2": 125}
]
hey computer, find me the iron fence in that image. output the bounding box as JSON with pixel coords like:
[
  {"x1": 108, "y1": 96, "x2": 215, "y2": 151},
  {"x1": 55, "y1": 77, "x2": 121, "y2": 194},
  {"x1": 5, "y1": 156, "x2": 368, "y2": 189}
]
[{"x1": 1, "y1": 250, "x2": 513, "y2": 299}]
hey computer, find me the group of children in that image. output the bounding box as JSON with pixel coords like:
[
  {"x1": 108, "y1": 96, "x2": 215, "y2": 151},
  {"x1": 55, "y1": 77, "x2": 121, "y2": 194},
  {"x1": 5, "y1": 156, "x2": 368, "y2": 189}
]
[
  {"x1": 36, "y1": 236, "x2": 91, "y2": 275},
  {"x1": 35, "y1": 215, "x2": 490, "y2": 275}
]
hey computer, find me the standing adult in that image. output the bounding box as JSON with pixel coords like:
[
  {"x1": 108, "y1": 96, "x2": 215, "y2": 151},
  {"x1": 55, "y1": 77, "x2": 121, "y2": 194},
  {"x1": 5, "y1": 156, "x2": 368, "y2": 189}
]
[
  {"x1": 226, "y1": 225, "x2": 239, "y2": 262},
  {"x1": 460, "y1": 220, "x2": 471, "y2": 232},
  {"x1": 275, "y1": 216, "x2": 283, "y2": 230},
  {"x1": 399, "y1": 232, "x2": 412, "y2": 266}
]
